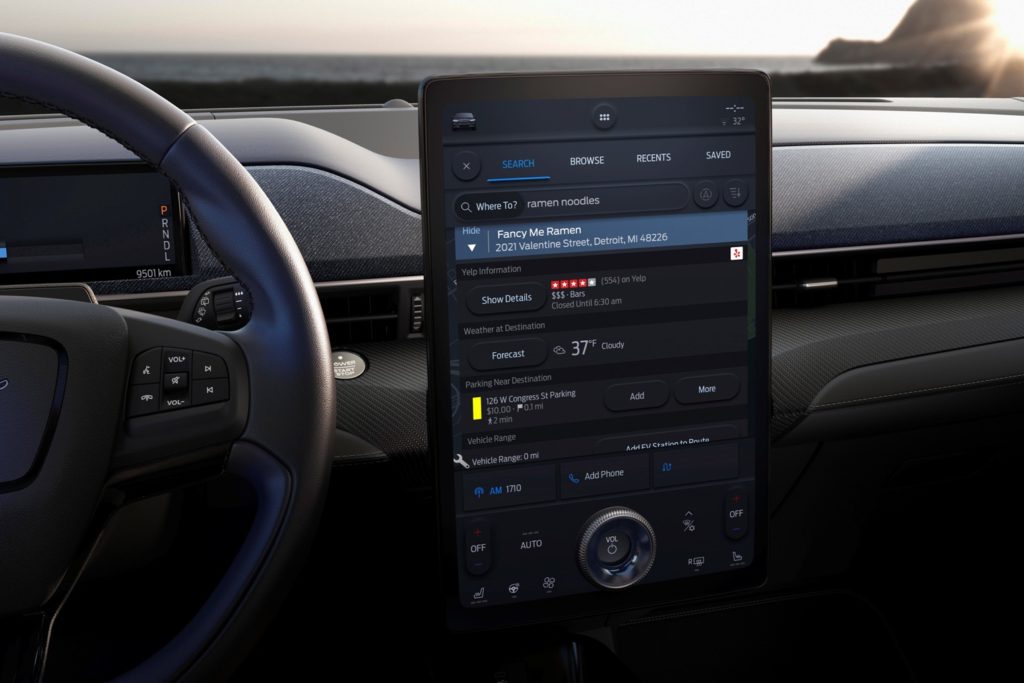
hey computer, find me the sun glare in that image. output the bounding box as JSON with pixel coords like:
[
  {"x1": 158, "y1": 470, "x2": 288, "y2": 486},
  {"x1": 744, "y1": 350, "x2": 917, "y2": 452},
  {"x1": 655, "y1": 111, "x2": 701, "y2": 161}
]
[{"x1": 991, "y1": 0, "x2": 1024, "y2": 53}]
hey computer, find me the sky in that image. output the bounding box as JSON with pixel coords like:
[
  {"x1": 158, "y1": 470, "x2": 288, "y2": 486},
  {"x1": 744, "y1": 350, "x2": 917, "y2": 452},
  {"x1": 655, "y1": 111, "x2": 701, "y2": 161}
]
[{"x1": 0, "y1": 0, "x2": 919, "y2": 55}]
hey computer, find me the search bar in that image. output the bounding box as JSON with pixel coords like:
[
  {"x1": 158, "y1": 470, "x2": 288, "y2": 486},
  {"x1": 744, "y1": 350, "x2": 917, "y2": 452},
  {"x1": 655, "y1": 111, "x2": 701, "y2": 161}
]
[{"x1": 454, "y1": 183, "x2": 691, "y2": 222}]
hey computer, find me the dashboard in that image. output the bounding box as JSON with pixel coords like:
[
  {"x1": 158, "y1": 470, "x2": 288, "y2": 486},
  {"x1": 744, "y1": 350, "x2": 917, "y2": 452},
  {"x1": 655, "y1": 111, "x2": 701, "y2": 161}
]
[
  {"x1": 3, "y1": 97, "x2": 1024, "y2": 630},
  {"x1": 4, "y1": 100, "x2": 1023, "y2": 447}
]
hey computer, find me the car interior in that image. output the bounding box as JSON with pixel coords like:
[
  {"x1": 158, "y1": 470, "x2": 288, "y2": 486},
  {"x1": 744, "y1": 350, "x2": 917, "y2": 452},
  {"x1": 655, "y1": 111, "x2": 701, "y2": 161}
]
[{"x1": 1, "y1": 1, "x2": 1023, "y2": 680}]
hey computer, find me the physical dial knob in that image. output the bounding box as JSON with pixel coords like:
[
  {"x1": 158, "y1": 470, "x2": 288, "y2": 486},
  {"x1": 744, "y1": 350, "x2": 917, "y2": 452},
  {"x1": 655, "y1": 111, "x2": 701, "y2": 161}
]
[{"x1": 577, "y1": 506, "x2": 656, "y2": 590}]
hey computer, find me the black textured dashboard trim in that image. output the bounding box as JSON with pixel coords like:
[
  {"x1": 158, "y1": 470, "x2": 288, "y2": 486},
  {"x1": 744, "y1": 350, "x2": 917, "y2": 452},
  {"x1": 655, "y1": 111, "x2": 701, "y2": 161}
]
[
  {"x1": 773, "y1": 285, "x2": 1024, "y2": 437},
  {"x1": 773, "y1": 144, "x2": 1024, "y2": 252}
]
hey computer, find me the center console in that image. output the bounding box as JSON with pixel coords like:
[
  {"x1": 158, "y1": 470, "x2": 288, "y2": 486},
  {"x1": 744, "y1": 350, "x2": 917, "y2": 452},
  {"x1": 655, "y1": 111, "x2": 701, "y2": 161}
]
[{"x1": 420, "y1": 72, "x2": 771, "y2": 631}]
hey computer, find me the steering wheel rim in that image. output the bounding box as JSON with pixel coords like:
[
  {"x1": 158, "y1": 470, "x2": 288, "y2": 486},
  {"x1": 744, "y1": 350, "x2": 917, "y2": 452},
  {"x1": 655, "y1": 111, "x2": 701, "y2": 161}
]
[{"x1": 0, "y1": 33, "x2": 334, "y2": 681}]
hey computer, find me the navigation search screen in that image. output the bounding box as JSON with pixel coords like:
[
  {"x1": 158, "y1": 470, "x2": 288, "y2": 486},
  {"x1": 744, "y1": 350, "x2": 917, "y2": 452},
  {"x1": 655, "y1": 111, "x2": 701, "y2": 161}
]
[
  {"x1": 0, "y1": 167, "x2": 185, "y2": 284},
  {"x1": 439, "y1": 94, "x2": 761, "y2": 609}
]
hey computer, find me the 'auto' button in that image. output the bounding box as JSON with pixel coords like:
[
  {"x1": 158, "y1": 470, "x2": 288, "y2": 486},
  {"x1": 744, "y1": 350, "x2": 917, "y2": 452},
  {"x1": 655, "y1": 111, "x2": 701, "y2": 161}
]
[
  {"x1": 605, "y1": 380, "x2": 669, "y2": 411},
  {"x1": 469, "y1": 338, "x2": 547, "y2": 371}
]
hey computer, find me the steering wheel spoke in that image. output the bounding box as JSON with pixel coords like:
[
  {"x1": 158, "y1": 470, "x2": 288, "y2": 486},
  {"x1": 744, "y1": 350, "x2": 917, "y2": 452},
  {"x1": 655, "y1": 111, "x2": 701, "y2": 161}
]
[{"x1": 109, "y1": 309, "x2": 249, "y2": 496}]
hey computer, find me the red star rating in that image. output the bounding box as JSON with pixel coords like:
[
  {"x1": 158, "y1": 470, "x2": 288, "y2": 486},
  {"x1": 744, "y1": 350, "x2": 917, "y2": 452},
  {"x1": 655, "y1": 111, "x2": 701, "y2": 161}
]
[{"x1": 550, "y1": 277, "x2": 593, "y2": 290}]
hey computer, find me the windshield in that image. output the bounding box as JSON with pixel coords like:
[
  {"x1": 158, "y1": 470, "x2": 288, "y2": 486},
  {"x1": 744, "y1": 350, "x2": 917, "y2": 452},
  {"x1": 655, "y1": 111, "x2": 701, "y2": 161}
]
[{"x1": 2, "y1": 0, "x2": 1022, "y2": 114}]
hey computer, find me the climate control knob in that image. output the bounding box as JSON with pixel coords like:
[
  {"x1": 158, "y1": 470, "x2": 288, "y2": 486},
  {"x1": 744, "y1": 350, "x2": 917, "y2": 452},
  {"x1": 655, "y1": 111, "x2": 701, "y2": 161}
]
[{"x1": 577, "y1": 507, "x2": 656, "y2": 590}]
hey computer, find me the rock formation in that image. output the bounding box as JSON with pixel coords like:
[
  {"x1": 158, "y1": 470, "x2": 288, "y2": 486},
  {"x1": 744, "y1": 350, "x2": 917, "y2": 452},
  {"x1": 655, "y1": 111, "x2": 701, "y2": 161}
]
[{"x1": 816, "y1": 0, "x2": 996, "y2": 64}]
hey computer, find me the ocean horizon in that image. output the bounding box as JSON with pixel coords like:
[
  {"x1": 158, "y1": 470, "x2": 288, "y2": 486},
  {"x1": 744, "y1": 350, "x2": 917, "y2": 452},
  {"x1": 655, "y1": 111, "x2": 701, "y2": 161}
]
[{"x1": 83, "y1": 53, "x2": 881, "y2": 84}]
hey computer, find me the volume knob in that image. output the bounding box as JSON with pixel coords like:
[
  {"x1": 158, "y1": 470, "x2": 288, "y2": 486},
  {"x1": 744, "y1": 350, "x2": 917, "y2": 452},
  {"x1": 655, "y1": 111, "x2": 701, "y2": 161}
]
[{"x1": 577, "y1": 507, "x2": 656, "y2": 590}]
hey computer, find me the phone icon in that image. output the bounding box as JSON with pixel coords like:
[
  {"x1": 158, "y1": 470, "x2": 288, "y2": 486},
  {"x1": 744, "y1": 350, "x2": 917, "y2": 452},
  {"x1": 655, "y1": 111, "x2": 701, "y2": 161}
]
[{"x1": 567, "y1": 473, "x2": 581, "y2": 485}]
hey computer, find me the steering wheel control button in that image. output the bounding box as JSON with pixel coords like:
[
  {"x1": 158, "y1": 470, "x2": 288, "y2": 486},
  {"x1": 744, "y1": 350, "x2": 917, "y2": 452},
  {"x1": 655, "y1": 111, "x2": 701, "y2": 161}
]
[
  {"x1": 604, "y1": 380, "x2": 669, "y2": 411},
  {"x1": 725, "y1": 487, "x2": 749, "y2": 540},
  {"x1": 596, "y1": 528, "x2": 632, "y2": 566},
  {"x1": 331, "y1": 350, "x2": 367, "y2": 380},
  {"x1": 578, "y1": 507, "x2": 656, "y2": 590},
  {"x1": 723, "y1": 178, "x2": 749, "y2": 207},
  {"x1": 452, "y1": 150, "x2": 481, "y2": 181},
  {"x1": 188, "y1": 282, "x2": 252, "y2": 330},
  {"x1": 675, "y1": 374, "x2": 741, "y2": 404},
  {"x1": 694, "y1": 180, "x2": 719, "y2": 209},
  {"x1": 464, "y1": 521, "x2": 492, "y2": 576},
  {"x1": 163, "y1": 372, "x2": 188, "y2": 392},
  {"x1": 126, "y1": 347, "x2": 232, "y2": 418},
  {"x1": 130, "y1": 347, "x2": 161, "y2": 384},
  {"x1": 127, "y1": 383, "x2": 161, "y2": 418},
  {"x1": 161, "y1": 392, "x2": 191, "y2": 411},
  {"x1": 193, "y1": 379, "x2": 230, "y2": 406},
  {"x1": 592, "y1": 103, "x2": 617, "y2": 130},
  {"x1": 462, "y1": 464, "x2": 556, "y2": 511},
  {"x1": 0, "y1": 339, "x2": 60, "y2": 483},
  {"x1": 193, "y1": 351, "x2": 228, "y2": 380},
  {"x1": 560, "y1": 454, "x2": 650, "y2": 499},
  {"x1": 162, "y1": 348, "x2": 191, "y2": 373}
]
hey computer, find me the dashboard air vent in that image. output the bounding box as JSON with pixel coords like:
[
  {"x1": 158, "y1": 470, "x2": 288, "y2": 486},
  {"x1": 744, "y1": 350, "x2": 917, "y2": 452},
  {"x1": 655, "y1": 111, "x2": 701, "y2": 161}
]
[
  {"x1": 319, "y1": 286, "x2": 399, "y2": 344},
  {"x1": 773, "y1": 236, "x2": 1024, "y2": 308}
]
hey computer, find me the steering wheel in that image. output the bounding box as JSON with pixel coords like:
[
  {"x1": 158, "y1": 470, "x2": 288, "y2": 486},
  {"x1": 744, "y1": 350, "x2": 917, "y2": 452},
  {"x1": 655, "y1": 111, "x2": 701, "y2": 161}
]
[{"x1": 0, "y1": 34, "x2": 334, "y2": 681}]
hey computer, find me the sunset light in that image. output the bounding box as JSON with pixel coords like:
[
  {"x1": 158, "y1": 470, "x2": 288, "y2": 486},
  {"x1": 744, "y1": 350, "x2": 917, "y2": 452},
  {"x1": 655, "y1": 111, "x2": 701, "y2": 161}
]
[{"x1": 991, "y1": 0, "x2": 1024, "y2": 53}]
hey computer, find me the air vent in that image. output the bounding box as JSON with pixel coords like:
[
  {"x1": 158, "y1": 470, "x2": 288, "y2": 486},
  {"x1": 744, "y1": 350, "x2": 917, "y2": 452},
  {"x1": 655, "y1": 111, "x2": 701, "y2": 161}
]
[
  {"x1": 319, "y1": 286, "x2": 399, "y2": 344},
  {"x1": 315, "y1": 278, "x2": 425, "y2": 345},
  {"x1": 773, "y1": 236, "x2": 1024, "y2": 308}
]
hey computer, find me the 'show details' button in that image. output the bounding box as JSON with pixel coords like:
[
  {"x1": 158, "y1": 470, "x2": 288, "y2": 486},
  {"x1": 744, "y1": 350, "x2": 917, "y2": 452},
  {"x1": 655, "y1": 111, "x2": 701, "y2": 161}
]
[{"x1": 467, "y1": 283, "x2": 546, "y2": 315}]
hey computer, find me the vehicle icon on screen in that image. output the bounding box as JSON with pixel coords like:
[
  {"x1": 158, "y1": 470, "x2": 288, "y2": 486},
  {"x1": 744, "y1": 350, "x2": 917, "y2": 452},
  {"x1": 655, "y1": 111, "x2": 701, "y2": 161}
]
[{"x1": 451, "y1": 112, "x2": 477, "y2": 130}]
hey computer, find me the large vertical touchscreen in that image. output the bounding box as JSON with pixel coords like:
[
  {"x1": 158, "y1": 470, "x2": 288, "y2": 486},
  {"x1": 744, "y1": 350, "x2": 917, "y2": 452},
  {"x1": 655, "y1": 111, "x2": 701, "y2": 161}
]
[{"x1": 421, "y1": 73, "x2": 770, "y2": 629}]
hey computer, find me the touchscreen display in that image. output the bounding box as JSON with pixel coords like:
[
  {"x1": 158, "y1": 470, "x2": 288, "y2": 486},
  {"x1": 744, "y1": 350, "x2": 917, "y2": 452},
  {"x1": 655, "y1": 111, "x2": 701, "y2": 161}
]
[{"x1": 423, "y1": 75, "x2": 769, "y2": 623}]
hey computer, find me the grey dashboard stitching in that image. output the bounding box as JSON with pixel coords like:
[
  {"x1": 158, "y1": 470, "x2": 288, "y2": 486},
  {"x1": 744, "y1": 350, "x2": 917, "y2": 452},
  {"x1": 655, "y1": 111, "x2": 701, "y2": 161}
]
[{"x1": 811, "y1": 372, "x2": 1024, "y2": 409}]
